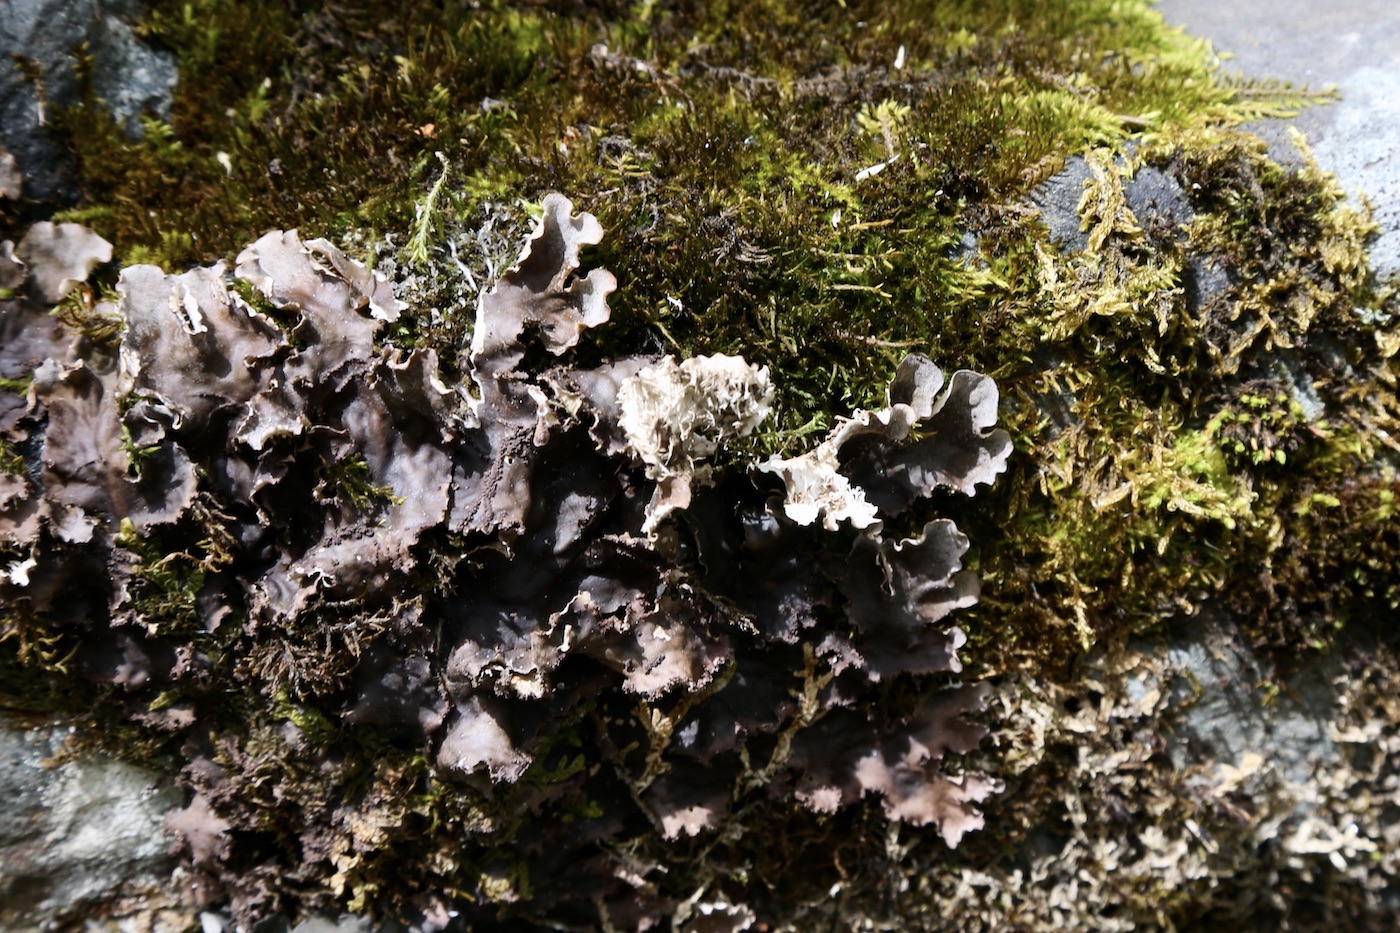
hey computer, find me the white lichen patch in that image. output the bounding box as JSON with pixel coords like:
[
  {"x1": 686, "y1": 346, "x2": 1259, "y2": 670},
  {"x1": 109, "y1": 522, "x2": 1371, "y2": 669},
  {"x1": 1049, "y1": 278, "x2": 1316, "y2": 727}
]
[
  {"x1": 619, "y1": 354, "x2": 773, "y2": 477},
  {"x1": 756, "y1": 413, "x2": 897, "y2": 532},
  {"x1": 618, "y1": 353, "x2": 773, "y2": 532}
]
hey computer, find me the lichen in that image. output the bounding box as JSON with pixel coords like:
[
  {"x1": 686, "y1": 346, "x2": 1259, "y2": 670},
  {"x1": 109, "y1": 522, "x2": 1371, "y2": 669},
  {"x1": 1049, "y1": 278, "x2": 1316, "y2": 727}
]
[
  {"x1": 1, "y1": 198, "x2": 1009, "y2": 929},
  {"x1": 616, "y1": 353, "x2": 773, "y2": 533}
]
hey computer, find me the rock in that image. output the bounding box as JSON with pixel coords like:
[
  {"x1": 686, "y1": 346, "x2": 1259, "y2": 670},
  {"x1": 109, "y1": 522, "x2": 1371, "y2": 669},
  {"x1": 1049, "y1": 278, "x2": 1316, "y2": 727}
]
[
  {"x1": 1157, "y1": 0, "x2": 1400, "y2": 278},
  {"x1": 194, "y1": 910, "x2": 409, "y2": 933},
  {"x1": 1122, "y1": 164, "x2": 1194, "y2": 234},
  {"x1": 1030, "y1": 158, "x2": 1195, "y2": 250},
  {"x1": 1308, "y1": 68, "x2": 1400, "y2": 278},
  {"x1": 0, "y1": 0, "x2": 178, "y2": 203},
  {"x1": 1154, "y1": 607, "x2": 1340, "y2": 787},
  {"x1": 0, "y1": 714, "x2": 182, "y2": 929},
  {"x1": 1029, "y1": 155, "x2": 1093, "y2": 252},
  {"x1": 1181, "y1": 254, "x2": 1229, "y2": 314},
  {"x1": 291, "y1": 915, "x2": 394, "y2": 933}
]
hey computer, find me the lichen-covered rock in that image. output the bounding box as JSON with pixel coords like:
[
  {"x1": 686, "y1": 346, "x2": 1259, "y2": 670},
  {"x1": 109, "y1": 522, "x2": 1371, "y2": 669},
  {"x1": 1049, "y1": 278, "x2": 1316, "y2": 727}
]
[
  {"x1": 894, "y1": 605, "x2": 1400, "y2": 932},
  {"x1": 0, "y1": 715, "x2": 182, "y2": 929},
  {"x1": 7, "y1": 0, "x2": 1400, "y2": 928}
]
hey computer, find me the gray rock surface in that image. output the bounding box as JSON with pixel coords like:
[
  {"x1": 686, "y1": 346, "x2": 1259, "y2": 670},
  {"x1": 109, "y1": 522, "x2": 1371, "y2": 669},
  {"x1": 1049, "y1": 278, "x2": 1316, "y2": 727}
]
[
  {"x1": 1158, "y1": 0, "x2": 1400, "y2": 277},
  {"x1": 1033, "y1": 156, "x2": 1198, "y2": 246},
  {"x1": 0, "y1": 0, "x2": 177, "y2": 203},
  {"x1": 1151, "y1": 608, "x2": 1340, "y2": 787},
  {"x1": 1030, "y1": 156, "x2": 1094, "y2": 252},
  {"x1": 0, "y1": 715, "x2": 181, "y2": 930}
]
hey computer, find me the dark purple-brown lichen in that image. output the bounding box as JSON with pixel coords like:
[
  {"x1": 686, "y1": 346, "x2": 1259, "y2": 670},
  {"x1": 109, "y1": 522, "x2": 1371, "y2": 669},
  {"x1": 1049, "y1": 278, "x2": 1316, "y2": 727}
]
[{"x1": 0, "y1": 195, "x2": 1010, "y2": 930}]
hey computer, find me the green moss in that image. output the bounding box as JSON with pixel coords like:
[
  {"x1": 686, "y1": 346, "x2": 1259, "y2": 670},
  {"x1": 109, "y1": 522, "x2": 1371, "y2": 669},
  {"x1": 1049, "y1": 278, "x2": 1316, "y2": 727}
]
[
  {"x1": 18, "y1": 0, "x2": 1291, "y2": 409},
  {"x1": 0, "y1": 605, "x2": 80, "y2": 678},
  {"x1": 50, "y1": 285, "x2": 123, "y2": 347},
  {"x1": 1206, "y1": 388, "x2": 1309, "y2": 467},
  {"x1": 113, "y1": 515, "x2": 222, "y2": 637},
  {"x1": 323, "y1": 454, "x2": 406, "y2": 510},
  {"x1": 0, "y1": 435, "x2": 24, "y2": 476}
]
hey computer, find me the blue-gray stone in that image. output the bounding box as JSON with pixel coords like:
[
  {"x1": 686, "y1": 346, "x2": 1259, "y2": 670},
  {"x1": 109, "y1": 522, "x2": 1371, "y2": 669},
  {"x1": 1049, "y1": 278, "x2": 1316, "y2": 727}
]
[{"x1": 0, "y1": 0, "x2": 177, "y2": 203}]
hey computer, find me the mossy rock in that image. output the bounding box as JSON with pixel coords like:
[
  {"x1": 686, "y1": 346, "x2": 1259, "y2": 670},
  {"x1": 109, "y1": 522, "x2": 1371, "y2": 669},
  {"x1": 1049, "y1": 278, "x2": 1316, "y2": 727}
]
[{"x1": 3, "y1": 1, "x2": 1399, "y2": 930}]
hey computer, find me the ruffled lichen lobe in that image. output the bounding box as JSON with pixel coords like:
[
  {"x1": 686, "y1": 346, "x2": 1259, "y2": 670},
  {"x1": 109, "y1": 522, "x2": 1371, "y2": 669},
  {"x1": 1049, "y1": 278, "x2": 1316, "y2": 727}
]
[{"x1": 761, "y1": 355, "x2": 1011, "y2": 531}]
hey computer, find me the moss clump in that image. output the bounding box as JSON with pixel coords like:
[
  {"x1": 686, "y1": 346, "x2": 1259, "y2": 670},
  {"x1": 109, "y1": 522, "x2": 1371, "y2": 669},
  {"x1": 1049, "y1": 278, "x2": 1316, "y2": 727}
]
[
  {"x1": 321, "y1": 454, "x2": 406, "y2": 510},
  {"x1": 18, "y1": 0, "x2": 1300, "y2": 437},
  {"x1": 950, "y1": 119, "x2": 1398, "y2": 675}
]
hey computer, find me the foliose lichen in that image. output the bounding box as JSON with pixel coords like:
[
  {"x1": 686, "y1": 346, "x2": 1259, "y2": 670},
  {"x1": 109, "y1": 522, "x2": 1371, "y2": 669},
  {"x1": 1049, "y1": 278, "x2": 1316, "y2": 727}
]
[{"x1": 0, "y1": 195, "x2": 1008, "y2": 928}]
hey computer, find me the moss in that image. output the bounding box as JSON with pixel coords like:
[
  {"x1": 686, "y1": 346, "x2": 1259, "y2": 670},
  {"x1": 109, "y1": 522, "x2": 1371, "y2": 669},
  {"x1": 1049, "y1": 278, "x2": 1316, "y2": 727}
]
[
  {"x1": 0, "y1": 435, "x2": 25, "y2": 476},
  {"x1": 322, "y1": 454, "x2": 406, "y2": 510},
  {"x1": 234, "y1": 598, "x2": 391, "y2": 700},
  {"x1": 50, "y1": 284, "x2": 124, "y2": 347},
  {"x1": 12, "y1": 0, "x2": 1284, "y2": 418},
  {"x1": 0, "y1": 603, "x2": 81, "y2": 678}
]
